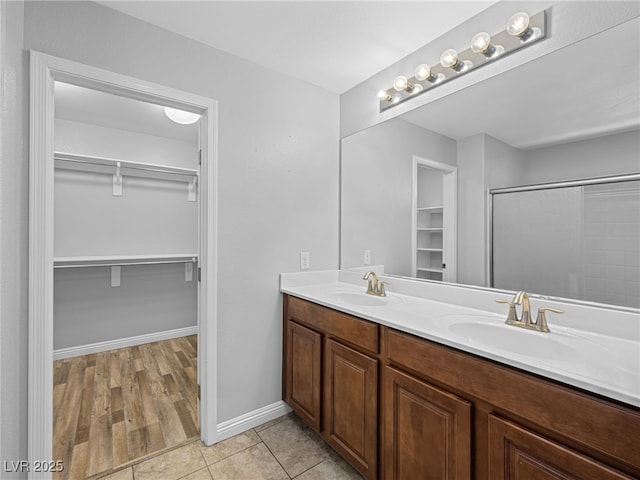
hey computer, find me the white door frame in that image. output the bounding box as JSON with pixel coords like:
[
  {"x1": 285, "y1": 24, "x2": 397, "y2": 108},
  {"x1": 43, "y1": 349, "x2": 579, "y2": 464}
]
[
  {"x1": 411, "y1": 155, "x2": 458, "y2": 283},
  {"x1": 29, "y1": 51, "x2": 219, "y2": 476}
]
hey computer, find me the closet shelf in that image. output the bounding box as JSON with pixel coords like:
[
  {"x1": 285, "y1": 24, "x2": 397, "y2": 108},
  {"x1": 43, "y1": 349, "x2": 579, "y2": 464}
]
[
  {"x1": 417, "y1": 206, "x2": 444, "y2": 212},
  {"x1": 416, "y1": 267, "x2": 443, "y2": 273},
  {"x1": 416, "y1": 227, "x2": 443, "y2": 232},
  {"x1": 53, "y1": 253, "x2": 198, "y2": 269},
  {"x1": 54, "y1": 152, "x2": 199, "y2": 180},
  {"x1": 417, "y1": 248, "x2": 443, "y2": 252}
]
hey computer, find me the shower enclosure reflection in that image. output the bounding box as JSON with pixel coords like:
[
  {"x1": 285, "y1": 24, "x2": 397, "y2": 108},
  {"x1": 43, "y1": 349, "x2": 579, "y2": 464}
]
[{"x1": 492, "y1": 178, "x2": 640, "y2": 309}]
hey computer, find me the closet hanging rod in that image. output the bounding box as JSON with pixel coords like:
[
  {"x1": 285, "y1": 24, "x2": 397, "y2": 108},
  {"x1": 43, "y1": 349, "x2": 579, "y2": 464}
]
[
  {"x1": 54, "y1": 152, "x2": 199, "y2": 177},
  {"x1": 54, "y1": 259, "x2": 197, "y2": 269},
  {"x1": 53, "y1": 254, "x2": 198, "y2": 269}
]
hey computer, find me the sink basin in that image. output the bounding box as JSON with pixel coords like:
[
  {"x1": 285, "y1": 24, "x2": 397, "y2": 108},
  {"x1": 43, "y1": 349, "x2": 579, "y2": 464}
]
[
  {"x1": 447, "y1": 321, "x2": 583, "y2": 362},
  {"x1": 328, "y1": 291, "x2": 388, "y2": 307},
  {"x1": 430, "y1": 314, "x2": 585, "y2": 362}
]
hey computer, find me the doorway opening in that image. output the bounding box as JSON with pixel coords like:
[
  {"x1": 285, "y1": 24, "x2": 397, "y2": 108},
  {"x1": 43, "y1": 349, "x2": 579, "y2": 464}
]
[
  {"x1": 29, "y1": 51, "x2": 218, "y2": 478},
  {"x1": 411, "y1": 155, "x2": 457, "y2": 283}
]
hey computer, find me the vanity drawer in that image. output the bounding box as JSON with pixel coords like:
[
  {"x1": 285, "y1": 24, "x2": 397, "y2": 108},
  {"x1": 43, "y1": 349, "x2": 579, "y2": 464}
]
[{"x1": 286, "y1": 295, "x2": 379, "y2": 354}]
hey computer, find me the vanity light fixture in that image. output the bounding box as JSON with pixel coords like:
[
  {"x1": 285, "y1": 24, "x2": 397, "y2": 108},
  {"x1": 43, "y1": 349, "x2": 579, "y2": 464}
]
[
  {"x1": 378, "y1": 9, "x2": 547, "y2": 111},
  {"x1": 164, "y1": 106, "x2": 200, "y2": 125}
]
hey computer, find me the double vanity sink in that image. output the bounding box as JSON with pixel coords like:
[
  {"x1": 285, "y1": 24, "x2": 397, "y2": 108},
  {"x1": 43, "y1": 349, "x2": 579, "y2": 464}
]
[
  {"x1": 281, "y1": 269, "x2": 640, "y2": 479},
  {"x1": 281, "y1": 269, "x2": 639, "y2": 408}
]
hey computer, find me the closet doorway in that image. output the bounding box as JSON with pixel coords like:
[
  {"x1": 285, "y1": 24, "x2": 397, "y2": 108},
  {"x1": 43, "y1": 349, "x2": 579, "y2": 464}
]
[
  {"x1": 29, "y1": 52, "x2": 219, "y2": 478},
  {"x1": 411, "y1": 155, "x2": 457, "y2": 283}
]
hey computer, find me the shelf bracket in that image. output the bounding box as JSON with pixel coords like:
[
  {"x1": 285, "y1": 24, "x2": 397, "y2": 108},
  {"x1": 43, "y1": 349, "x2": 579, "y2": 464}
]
[
  {"x1": 188, "y1": 175, "x2": 197, "y2": 202},
  {"x1": 185, "y1": 262, "x2": 194, "y2": 281},
  {"x1": 111, "y1": 266, "x2": 121, "y2": 287},
  {"x1": 113, "y1": 161, "x2": 123, "y2": 196}
]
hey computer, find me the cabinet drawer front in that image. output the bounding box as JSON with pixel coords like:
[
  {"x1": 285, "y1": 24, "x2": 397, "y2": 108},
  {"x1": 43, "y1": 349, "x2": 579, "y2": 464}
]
[
  {"x1": 488, "y1": 415, "x2": 633, "y2": 480},
  {"x1": 287, "y1": 296, "x2": 378, "y2": 354},
  {"x1": 384, "y1": 366, "x2": 471, "y2": 480}
]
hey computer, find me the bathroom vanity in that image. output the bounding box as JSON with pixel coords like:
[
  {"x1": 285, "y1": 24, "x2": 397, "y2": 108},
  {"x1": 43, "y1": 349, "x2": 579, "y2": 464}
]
[{"x1": 281, "y1": 271, "x2": 640, "y2": 480}]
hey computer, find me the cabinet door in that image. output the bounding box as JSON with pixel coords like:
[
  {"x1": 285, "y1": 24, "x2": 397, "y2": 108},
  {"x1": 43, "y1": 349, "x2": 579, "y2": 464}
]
[
  {"x1": 324, "y1": 339, "x2": 378, "y2": 480},
  {"x1": 384, "y1": 367, "x2": 471, "y2": 480},
  {"x1": 488, "y1": 415, "x2": 631, "y2": 480},
  {"x1": 284, "y1": 320, "x2": 322, "y2": 431}
]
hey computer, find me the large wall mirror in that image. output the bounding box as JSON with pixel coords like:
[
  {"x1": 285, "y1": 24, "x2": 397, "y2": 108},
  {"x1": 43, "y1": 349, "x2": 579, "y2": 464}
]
[{"x1": 341, "y1": 17, "x2": 640, "y2": 309}]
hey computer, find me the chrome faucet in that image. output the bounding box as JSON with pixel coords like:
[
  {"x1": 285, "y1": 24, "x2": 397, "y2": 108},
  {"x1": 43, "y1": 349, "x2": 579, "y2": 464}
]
[
  {"x1": 362, "y1": 271, "x2": 388, "y2": 297},
  {"x1": 496, "y1": 291, "x2": 563, "y2": 333}
]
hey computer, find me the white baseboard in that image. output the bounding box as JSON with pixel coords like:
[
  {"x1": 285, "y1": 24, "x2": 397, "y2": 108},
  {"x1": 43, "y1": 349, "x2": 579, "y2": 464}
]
[
  {"x1": 53, "y1": 326, "x2": 198, "y2": 360},
  {"x1": 213, "y1": 401, "x2": 292, "y2": 444}
]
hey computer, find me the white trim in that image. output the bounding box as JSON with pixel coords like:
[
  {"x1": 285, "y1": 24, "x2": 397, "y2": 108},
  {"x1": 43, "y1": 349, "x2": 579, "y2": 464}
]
[
  {"x1": 29, "y1": 51, "x2": 219, "y2": 477},
  {"x1": 29, "y1": 50, "x2": 55, "y2": 480},
  {"x1": 442, "y1": 169, "x2": 458, "y2": 283},
  {"x1": 53, "y1": 326, "x2": 198, "y2": 360},
  {"x1": 216, "y1": 401, "x2": 292, "y2": 442}
]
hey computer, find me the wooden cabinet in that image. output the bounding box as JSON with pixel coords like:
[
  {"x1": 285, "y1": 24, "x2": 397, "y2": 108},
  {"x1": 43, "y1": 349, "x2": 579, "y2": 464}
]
[
  {"x1": 488, "y1": 415, "x2": 632, "y2": 480},
  {"x1": 324, "y1": 339, "x2": 378, "y2": 479},
  {"x1": 383, "y1": 366, "x2": 471, "y2": 480},
  {"x1": 283, "y1": 296, "x2": 640, "y2": 480},
  {"x1": 283, "y1": 295, "x2": 379, "y2": 480},
  {"x1": 384, "y1": 327, "x2": 640, "y2": 480},
  {"x1": 284, "y1": 320, "x2": 322, "y2": 430}
]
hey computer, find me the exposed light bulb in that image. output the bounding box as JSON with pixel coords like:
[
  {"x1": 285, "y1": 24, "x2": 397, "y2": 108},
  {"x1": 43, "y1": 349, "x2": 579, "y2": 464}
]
[
  {"x1": 414, "y1": 64, "x2": 432, "y2": 82},
  {"x1": 164, "y1": 107, "x2": 200, "y2": 125},
  {"x1": 440, "y1": 49, "x2": 460, "y2": 70},
  {"x1": 415, "y1": 64, "x2": 430, "y2": 80},
  {"x1": 507, "y1": 12, "x2": 531, "y2": 38},
  {"x1": 471, "y1": 32, "x2": 491, "y2": 54},
  {"x1": 377, "y1": 90, "x2": 393, "y2": 102},
  {"x1": 393, "y1": 75, "x2": 409, "y2": 91}
]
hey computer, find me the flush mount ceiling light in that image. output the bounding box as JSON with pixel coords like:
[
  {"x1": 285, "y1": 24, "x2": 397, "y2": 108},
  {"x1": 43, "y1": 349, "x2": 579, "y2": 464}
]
[
  {"x1": 378, "y1": 10, "x2": 547, "y2": 111},
  {"x1": 164, "y1": 106, "x2": 200, "y2": 125}
]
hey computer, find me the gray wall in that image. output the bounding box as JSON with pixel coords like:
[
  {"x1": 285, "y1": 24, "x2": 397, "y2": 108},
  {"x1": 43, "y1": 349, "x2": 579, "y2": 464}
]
[
  {"x1": 54, "y1": 264, "x2": 197, "y2": 349},
  {"x1": 520, "y1": 130, "x2": 640, "y2": 184},
  {"x1": 457, "y1": 134, "x2": 527, "y2": 286},
  {"x1": 0, "y1": 0, "x2": 29, "y2": 472},
  {"x1": 1, "y1": 0, "x2": 339, "y2": 470},
  {"x1": 54, "y1": 119, "x2": 199, "y2": 350},
  {"x1": 456, "y1": 134, "x2": 487, "y2": 286}
]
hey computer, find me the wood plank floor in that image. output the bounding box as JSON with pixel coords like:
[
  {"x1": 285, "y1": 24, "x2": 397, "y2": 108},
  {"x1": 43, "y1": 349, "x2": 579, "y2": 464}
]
[{"x1": 53, "y1": 335, "x2": 199, "y2": 479}]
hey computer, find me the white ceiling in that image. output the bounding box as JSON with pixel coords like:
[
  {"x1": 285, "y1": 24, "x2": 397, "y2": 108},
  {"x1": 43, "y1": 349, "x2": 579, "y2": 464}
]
[
  {"x1": 57, "y1": 4, "x2": 638, "y2": 152},
  {"x1": 96, "y1": 1, "x2": 497, "y2": 94},
  {"x1": 55, "y1": 81, "x2": 200, "y2": 143}
]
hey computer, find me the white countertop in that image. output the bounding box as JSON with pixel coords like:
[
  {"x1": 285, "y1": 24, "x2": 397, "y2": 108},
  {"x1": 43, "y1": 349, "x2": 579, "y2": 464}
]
[{"x1": 281, "y1": 269, "x2": 640, "y2": 408}]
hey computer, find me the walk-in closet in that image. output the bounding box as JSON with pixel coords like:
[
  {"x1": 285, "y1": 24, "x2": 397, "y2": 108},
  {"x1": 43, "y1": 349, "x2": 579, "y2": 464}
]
[{"x1": 52, "y1": 81, "x2": 201, "y2": 478}]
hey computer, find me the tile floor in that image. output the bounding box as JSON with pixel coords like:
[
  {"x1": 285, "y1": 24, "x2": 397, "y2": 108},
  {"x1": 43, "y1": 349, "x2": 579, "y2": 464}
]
[{"x1": 98, "y1": 413, "x2": 364, "y2": 480}]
